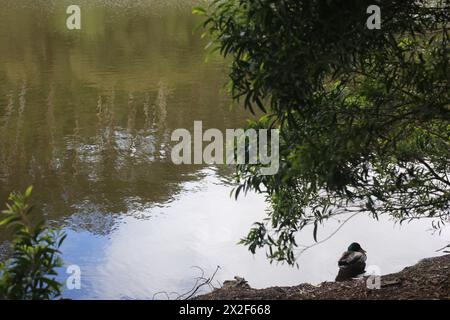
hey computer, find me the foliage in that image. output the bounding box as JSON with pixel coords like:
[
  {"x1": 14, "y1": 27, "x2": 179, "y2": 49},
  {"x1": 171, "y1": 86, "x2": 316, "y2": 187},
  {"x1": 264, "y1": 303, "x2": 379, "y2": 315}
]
[
  {"x1": 0, "y1": 187, "x2": 66, "y2": 299},
  {"x1": 197, "y1": 0, "x2": 450, "y2": 264}
]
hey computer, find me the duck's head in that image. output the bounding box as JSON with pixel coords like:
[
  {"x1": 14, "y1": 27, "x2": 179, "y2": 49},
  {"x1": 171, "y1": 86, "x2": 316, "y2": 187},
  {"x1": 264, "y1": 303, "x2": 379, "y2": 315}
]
[{"x1": 348, "y1": 242, "x2": 366, "y2": 254}]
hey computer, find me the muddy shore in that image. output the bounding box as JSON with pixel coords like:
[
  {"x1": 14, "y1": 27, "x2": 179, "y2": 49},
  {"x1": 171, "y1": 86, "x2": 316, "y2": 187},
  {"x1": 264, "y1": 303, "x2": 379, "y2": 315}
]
[{"x1": 196, "y1": 254, "x2": 450, "y2": 300}]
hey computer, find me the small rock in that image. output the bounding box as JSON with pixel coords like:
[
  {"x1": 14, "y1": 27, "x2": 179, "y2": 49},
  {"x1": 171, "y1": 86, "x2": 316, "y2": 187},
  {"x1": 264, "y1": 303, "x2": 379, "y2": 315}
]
[{"x1": 223, "y1": 276, "x2": 250, "y2": 289}]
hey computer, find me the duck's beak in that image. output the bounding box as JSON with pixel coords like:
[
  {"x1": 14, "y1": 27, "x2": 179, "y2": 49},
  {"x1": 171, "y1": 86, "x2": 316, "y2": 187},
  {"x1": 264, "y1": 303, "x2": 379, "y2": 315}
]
[{"x1": 360, "y1": 249, "x2": 366, "y2": 254}]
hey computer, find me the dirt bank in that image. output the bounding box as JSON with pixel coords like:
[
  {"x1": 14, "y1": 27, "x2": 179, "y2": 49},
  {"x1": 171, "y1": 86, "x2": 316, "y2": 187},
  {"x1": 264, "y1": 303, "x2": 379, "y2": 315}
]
[{"x1": 196, "y1": 254, "x2": 450, "y2": 300}]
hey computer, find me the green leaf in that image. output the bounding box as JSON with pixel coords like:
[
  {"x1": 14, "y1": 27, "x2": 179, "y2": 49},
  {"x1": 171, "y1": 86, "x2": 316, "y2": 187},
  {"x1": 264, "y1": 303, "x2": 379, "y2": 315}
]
[
  {"x1": 192, "y1": 6, "x2": 207, "y2": 16},
  {"x1": 25, "y1": 186, "x2": 33, "y2": 198}
]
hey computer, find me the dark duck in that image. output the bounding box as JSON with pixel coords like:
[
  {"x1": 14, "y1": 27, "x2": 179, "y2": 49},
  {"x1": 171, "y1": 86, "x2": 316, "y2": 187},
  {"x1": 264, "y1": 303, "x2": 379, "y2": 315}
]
[{"x1": 335, "y1": 242, "x2": 367, "y2": 282}]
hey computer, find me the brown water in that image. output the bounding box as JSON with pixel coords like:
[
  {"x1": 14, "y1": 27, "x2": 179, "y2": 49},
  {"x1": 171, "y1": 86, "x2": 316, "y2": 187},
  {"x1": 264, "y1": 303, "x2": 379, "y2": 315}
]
[{"x1": 0, "y1": 0, "x2": 448, "y2": 299}]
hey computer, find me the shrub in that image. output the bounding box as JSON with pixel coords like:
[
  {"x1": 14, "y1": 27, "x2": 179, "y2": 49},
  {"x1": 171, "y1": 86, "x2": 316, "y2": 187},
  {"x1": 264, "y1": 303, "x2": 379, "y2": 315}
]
[{"x1": 0, "y1": 187, "x2": 66, "y2": 300}]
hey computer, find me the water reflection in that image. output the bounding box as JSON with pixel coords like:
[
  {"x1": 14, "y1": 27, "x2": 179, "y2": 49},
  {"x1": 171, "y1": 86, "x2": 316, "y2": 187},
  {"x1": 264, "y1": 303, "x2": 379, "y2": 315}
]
[
  {"x1": 0, "y1": 0, "x2": 246, "y2": 239},
  {"x1": 57, "y1": 168, "x2": 449, "y2": 299}
]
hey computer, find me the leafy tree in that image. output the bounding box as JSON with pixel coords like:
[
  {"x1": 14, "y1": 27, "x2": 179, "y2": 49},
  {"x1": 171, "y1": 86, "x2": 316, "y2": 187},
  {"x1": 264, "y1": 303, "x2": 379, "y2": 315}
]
[
  {"x1": 0, "y1": 187, "x2": 66, "y2": 299},
  {"x1": 197, "y1": 0, "x2": 449, "y2": 264}
]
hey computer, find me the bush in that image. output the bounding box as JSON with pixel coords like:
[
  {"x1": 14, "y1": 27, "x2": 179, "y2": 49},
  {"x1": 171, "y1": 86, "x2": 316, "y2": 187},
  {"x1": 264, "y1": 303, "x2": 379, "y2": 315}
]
[
  {"x1": 198, "y1": 0, "x2": 449, "y2": 264},
  {"x1": 0, "y1": 187, "x2": 66, "y2": 300}
]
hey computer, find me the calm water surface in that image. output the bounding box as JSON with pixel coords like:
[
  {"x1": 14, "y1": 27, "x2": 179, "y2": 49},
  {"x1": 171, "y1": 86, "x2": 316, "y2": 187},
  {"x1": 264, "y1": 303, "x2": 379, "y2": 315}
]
[{"x1": 0, "y1": 0, "x2": 448, "y2": 299}]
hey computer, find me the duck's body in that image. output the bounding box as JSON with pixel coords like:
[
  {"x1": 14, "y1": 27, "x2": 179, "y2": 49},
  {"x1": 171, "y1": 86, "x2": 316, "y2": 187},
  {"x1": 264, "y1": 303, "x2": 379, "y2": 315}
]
[{"x1": 335, "y1": 242, "x2": 367, "y2": 282}]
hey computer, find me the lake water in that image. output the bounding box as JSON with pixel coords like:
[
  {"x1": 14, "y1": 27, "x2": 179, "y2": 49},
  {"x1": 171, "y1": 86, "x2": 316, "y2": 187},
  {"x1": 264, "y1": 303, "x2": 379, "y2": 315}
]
[{"x1": 0, "y1": 0, "x2": 448, "y2": 299}]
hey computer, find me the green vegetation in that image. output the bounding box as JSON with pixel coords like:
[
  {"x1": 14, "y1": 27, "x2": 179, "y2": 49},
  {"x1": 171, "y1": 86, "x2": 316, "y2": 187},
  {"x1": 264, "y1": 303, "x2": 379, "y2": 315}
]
[
  {"x1": 198, "y1": 0, "x2": 449, "y2": 264},
  {"x1": 0, "y1": 187, "x2": 66, "y2": 299}
]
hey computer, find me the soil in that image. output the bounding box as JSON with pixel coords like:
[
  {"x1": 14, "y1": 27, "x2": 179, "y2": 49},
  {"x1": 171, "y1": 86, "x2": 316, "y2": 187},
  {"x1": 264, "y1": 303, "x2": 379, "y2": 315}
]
[{"x1": 195, "y1": 254, "x2": 450, "y2": 300}]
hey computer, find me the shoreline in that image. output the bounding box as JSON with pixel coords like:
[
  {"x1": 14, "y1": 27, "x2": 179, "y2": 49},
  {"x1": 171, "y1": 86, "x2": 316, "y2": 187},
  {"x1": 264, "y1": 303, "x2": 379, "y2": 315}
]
[{"x1": 195, "y1": 254, "x2": 450, "y2": 300}]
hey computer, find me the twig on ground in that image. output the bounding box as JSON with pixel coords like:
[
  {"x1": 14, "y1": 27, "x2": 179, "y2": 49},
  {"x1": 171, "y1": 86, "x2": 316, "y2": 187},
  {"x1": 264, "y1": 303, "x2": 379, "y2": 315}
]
[
  {"x1": 177, "y1": 265, "x2": 221, "y2": 300},
  {"x1": 152, "y1": 265, "x2": 221, "y2": 300},
  {"x1": 436, "y1": 243, "x2": 450, "y2": 252}
]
